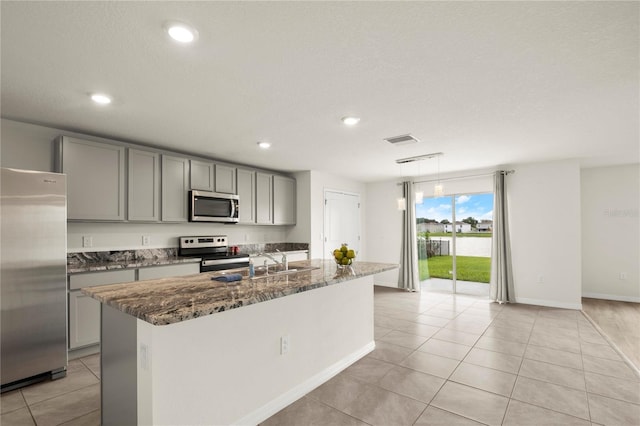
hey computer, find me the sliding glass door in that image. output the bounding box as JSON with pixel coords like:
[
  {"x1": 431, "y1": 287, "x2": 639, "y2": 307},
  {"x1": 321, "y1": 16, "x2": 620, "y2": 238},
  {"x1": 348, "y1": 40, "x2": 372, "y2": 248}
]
[{"x1": 416, "y1": 192, "x2": 493, "y2": 295}]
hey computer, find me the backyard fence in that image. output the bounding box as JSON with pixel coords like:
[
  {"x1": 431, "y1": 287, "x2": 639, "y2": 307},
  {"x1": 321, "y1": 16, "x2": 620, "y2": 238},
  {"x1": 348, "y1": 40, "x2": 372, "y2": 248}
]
[{"x1": 417, "y1": 238, "x2": 450, "y2": 258}]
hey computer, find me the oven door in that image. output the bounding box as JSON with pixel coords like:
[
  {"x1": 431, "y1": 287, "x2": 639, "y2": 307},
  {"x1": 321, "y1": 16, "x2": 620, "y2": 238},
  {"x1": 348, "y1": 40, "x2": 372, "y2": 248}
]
[
  {"x1": 201, "y1": 257, "x2": 250, "y2": 272},
  {"x1": 190, "y1": 191, "x2": 239, "y2": 223}
]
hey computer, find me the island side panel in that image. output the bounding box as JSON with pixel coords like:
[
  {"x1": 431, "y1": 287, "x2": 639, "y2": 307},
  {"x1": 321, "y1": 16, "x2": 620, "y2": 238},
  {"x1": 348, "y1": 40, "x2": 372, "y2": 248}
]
[
  {"x1": 101, "y1": 304, "x2": 137, "y2": 426},
  {"x1": 137, "y1": 275, "x2": 374, "y2": 426}
]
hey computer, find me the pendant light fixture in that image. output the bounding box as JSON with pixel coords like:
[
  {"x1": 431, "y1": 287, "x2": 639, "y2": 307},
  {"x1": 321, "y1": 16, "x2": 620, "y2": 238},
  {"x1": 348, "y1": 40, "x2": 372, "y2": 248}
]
[
  {"x1": 415, "y1": 160, "x2": 424, "y2": 204},
  {"x1": 397, "y1": 162, "x2": 407, "y2": 211},
  {"x1": 434, "y1": 154, "x2": 444, "y2": 197}
]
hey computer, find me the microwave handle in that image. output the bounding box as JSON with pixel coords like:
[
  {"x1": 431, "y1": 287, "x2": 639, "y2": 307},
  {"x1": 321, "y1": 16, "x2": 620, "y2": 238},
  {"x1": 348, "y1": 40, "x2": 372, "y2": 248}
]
[{"x1": 230, "y1": 199, "x2": 237, "y2": 218}]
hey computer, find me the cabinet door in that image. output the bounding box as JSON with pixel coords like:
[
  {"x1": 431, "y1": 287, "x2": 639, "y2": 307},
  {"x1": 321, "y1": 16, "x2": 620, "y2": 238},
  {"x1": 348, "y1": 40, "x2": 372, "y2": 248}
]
[
  {"x1": 236, "y1": 168, "x2": 256, "y2": 224},
  {"x1": 161, "y1": 155, "x2": 190, "y2": 222},
  {"x1": 56, "y1": 136, "x2": 125, "y2": 221},
  {"x1": 67, "y1": 269, "x2": 135, "y2": 349},
  {"x1": 68, "y1": 290, "x2": 101, "y2": 349},
  {"x1": 128, "y1": 149, "x2": 160, "y2": 221},
  {"x1": 190, "y1": 160, "x2": 214, "y2": 191},
  {"x1": 255, "y1": 172, "x2": 273, "y2": 224},
  {"x1": 273, "y1": 175, "x2": 296, "y2": 225},
  {"x1": 137, "y1": 263, "x2": 200, "y2": 281},
  {"x1": 215, "y1": 164, "x2": 237, "y2": 194}
]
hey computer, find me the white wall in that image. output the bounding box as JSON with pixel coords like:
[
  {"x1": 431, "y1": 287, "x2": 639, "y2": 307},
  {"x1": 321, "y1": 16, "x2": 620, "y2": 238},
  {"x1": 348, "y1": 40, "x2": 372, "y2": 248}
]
[
  {"x1": 1, "y1": 119, "x2": 296, "y2": 251},
  {"x1": 506, "y1": 160, "x2": 582, "y2": 309},
  {"x1": 581, "y1": 164, "x2": 640, "y2": 302},
  {"x1": 365, "y1": 180, "x2": 403, "y2": 287}
]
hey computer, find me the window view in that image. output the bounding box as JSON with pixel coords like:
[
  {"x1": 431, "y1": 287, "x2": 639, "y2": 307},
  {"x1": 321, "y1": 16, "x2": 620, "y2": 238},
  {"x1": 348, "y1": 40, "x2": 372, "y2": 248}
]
[{"x1": 416, "y1": 192, "x2": 493, "y2": 295}]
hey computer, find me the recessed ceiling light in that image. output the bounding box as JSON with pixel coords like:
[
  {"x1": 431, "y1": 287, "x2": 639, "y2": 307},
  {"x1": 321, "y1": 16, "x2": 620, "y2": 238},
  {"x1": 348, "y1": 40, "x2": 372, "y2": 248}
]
[
  {"x1": 166, "y1": 22, "x2": 198, "y2": 43},
  {"x1": 341, "y1": 116, "x2": 360, "y2": 126},
  {"x1": 257, "y1": 141, "x2": 271, "y2": 149},
  {"x1": 90, "y1": 93, "x2": 112, "y2": 105}
]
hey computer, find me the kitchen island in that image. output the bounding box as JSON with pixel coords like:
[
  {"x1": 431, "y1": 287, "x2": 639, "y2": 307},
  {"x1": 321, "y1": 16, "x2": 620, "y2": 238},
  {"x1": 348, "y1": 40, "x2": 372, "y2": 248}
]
[{"x1": 83, "y1": 259, "x2": 397, "y2": 426}]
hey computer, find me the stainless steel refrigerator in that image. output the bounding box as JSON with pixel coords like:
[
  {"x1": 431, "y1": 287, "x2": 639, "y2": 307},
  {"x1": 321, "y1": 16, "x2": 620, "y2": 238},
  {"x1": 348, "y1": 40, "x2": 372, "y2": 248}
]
[{"x1": 1, "y1": 168, "x2": 67, "y2": 391}]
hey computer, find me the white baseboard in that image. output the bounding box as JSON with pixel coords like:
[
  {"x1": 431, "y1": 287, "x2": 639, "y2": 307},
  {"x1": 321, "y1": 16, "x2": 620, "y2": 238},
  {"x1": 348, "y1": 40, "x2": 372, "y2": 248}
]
[
  {"x1": 516, "y1": 297, "x2": 582, "y2": 310},
  {"x1": 581, "y1": 311, "x2": 640, "y2": 380},
  {"x1": 582, "y1": 293, "x2": 640, "y2": 303},
  {"x1": 235, "y1": 341, "x2": 375, "y2": 426}
]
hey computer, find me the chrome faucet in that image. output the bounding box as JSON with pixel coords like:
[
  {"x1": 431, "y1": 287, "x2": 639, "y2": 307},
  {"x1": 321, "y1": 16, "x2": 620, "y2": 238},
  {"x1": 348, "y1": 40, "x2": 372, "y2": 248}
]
[
  {"x1": 256, "y1": 252, "x2": 281, "y2": 275},
  {"x1": 276, "y1": 249, "x2": 288, "y2": 271}
]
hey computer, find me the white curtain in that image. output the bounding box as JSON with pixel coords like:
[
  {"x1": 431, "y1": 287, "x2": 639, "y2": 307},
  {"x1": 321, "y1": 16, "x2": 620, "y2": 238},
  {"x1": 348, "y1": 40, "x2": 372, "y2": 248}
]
[
  {"x1": 490, "y1": 171, "x2": 515, "y2": 303},
  {"x1": 399, "y1": 181, "x2": 420, "y2": 292}
]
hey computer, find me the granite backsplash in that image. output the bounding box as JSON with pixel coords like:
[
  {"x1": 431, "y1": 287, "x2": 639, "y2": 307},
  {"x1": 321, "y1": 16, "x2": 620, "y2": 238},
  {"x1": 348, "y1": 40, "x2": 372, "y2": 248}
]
[{"x1": 67, "y1": 243, "x2": 309, "y2": 267}]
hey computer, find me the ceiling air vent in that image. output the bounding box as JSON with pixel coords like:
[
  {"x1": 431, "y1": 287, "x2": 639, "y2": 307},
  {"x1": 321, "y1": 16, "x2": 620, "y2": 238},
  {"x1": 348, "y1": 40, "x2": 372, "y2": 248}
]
[{"x1": 384, "y1": 134, "x2": 420, "y2": 145}]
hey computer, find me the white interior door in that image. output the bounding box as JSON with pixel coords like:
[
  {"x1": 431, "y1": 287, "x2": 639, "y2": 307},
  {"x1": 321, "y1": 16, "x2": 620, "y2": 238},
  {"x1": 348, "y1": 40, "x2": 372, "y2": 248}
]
[{"x1": 323, "y1": 190, "x2": 360, "y2": 259}]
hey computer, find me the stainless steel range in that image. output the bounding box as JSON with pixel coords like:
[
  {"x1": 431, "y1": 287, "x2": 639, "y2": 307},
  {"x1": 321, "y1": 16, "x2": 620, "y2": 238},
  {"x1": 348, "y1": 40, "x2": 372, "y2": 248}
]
[{"x1": 178, "y1": 236, "x2": 250, "y2": 272}]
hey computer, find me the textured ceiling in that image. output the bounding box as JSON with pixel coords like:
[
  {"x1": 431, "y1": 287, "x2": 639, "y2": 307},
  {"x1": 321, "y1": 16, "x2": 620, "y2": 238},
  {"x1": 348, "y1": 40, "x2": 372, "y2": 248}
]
[{"x1": 1, "y1": 1, "x2": 638, "y2": 182}]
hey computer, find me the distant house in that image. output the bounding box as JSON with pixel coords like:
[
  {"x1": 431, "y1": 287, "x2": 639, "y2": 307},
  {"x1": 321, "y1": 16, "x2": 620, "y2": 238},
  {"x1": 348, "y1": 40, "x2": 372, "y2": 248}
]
[
  {"x1": 477, "y1": 220, "x2": 493, "y2": 232},
  {"x1": 443, "y1": 222, "x2": 472, "y2": 233},
  {"x1": 417, "y1": 222, "x2": 445, "y2": 233}
]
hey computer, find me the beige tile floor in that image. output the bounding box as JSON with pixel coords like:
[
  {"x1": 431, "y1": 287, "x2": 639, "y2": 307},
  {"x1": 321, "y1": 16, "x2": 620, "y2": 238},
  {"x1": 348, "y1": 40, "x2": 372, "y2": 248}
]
[
  {"x1": 2, "y1": 287, "x2": 639, "y2": 426},
  {"x1": 264, "y1": 287, "x2": 640, "y2": 426},
  {"x1": 1, "y1": 355, "x2": 100, "y2": 426}
]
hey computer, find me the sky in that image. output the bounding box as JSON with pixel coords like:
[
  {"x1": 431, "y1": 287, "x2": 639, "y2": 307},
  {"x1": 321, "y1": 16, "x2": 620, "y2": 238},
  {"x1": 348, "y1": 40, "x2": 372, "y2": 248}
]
[{"x1": 415, "y1": 193, "x2": 494, "y2": 222}]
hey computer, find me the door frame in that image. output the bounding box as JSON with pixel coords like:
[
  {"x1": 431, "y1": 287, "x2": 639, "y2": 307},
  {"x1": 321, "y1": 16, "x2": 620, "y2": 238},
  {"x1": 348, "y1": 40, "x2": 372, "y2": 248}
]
[{"x1": 323, "y1": 189, "x2": 361, "y2": 260}]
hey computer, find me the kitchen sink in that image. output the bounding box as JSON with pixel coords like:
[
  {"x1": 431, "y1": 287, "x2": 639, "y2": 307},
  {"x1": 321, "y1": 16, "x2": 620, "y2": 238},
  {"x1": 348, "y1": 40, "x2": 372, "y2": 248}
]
[{"x1": 249, "y1": 265, "x2": 319, "y2": 279}]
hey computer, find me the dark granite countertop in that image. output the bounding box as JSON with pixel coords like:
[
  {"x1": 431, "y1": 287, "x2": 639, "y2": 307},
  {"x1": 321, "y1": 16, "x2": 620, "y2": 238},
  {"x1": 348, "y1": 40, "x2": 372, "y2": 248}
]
[
  {"x1": 68, "y1": 256, "x2": 202, "y2": 274},
  {"x1": 67, "y1": 244, "x2": 309, "y2": 274},
  {"x1": 82, "y1": 259, "x2": 398, "y2": 326}
]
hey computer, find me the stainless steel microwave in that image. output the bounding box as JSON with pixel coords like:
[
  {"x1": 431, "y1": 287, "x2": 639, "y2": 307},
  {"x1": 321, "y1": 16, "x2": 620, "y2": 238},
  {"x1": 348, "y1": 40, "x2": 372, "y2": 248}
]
[{"x1": 189, "y1": 190, "x2": 239, "y2": 223}]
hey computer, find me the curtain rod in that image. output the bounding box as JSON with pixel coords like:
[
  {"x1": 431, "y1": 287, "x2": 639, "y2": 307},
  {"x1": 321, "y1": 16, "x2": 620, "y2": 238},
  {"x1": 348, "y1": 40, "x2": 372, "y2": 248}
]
[{"x1": 404, "y1": 170, "x2": 515, "y2": 185}]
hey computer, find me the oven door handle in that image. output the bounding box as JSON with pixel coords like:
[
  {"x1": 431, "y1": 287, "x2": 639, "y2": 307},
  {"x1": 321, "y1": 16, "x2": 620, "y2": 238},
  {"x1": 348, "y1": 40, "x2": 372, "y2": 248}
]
[{"x1": 202, "y1": 258, "x2": 249, "y2": 267}]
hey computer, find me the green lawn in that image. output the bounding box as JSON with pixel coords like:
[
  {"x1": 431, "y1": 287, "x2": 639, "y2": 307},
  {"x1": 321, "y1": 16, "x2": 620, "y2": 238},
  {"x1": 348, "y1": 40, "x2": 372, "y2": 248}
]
[{"x1": 419, "y1": 256, "x2": 491, "y2": 283}]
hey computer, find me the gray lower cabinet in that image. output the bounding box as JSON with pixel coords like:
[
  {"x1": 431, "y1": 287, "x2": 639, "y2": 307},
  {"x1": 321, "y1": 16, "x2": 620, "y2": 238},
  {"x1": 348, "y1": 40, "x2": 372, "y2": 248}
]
[
  {"x1": 215, "y1": 164, "x2": 236, "y2": 194},
  {"x1": 236, "y1": 168, "x2": 256, "y2": 224},
  {"x1": 161, "y1": 155, "x2": 190, "y2": 222},
  {"x1": 68, "y1": 264, "x2": 200, "y2": 350},
  {"x1": 55, "y1": 136, "x2": 125, "y2": 221},
  {"x1": 128, "y1": 149, "x2": 160, "y2": 221},
  {"x1": 256, "y1": 172, "x2": 273, "y2": 224},
  {"x1": 190, "y1": 160, "x2": 214, "y2": 191},
  {"x1": 68, "y1": 269, "x2": 136, "y2": 349},
  {"x1": 273, "y1": 175, "x2": 296, "y2": 225}
]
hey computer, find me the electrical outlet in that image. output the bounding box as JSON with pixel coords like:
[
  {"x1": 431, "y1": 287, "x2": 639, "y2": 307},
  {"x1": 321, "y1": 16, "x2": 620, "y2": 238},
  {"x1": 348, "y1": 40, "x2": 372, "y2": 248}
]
[
  {"x1": 537, "y1": 275, "x2": 545, "y2": 284},
  {"x1": 244, "y1": 234, "x2": 249, "y2": 242},
  {"x1": 82, "y1": 236, "x2": 93, "y2": 248},
  {"x1": 619, "y1": 272, "x2": 628, "y2": 280},
  {"x1": 142, "y1": 235, "x2": 151, "y2": 246},
  {"x1": 140, "y1": 343, "x2": 149, "y2": 370},
  {"x1": 280, "y1": 335, "x2": 290, "y2": 355}
]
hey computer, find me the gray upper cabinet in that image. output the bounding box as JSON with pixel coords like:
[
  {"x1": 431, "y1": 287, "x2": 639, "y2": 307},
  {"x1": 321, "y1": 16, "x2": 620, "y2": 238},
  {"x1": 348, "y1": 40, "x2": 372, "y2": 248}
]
[
  {"x1": 215, "y1": 164, "x2": 236, "y2": 194},
  {"x1": 128, "y1": 149, "x2": 160, "y2": 221},
  {"x1": 273, "y1": 175, "x2": 296, "y2": 225},
  {"x1": 54, "y1": 134, "x2": 295, "y2": 225},
  {"x1": 190, "y1": 160, "x2": 214, "y2": 191},
  {"x1": 161, "y1": 155, "x2": 189, "y2": 222},
  {"x1": 55, "y1": 136, "x2": 125, "y2": 221},
  {"x1": 255, "y1": 172, "x2": 273, "y2": 224},
  {"x1": 236, "y1": 168, "x2": 256, "y2": 224}
]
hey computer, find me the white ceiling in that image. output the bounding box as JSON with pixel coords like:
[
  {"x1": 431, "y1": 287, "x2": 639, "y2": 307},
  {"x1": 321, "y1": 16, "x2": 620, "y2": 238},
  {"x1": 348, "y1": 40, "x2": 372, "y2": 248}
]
[{"x1": 1, "y1": 1, "x2": 638, "y2": 182}]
